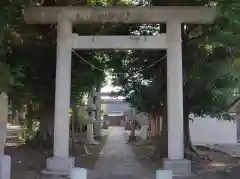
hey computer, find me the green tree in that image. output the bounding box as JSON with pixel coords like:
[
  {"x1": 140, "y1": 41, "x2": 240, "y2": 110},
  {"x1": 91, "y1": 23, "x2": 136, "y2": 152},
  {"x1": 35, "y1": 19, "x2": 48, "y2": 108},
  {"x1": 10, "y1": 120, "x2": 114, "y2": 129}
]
[
  {"x1": 0, "y1": 0, "x2": 107, "y2": 147},
  {"x1": 107, "y1": 0, "x2": 240, "y2": 158}
]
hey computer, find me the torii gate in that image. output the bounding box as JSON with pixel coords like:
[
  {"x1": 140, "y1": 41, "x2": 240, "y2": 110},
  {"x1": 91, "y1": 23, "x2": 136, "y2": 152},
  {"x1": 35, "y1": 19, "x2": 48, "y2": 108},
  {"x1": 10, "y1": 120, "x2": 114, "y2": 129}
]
[{"x1": 24, "y1": 6, "x2": 216, "y2": 176}]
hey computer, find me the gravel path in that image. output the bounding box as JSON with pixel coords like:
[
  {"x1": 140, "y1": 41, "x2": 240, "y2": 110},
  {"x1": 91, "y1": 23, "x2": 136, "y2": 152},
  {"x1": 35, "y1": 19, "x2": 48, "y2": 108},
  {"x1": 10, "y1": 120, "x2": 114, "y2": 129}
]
[{"x1": 89, "y1": 126, "x2": 155, "y2": 179}]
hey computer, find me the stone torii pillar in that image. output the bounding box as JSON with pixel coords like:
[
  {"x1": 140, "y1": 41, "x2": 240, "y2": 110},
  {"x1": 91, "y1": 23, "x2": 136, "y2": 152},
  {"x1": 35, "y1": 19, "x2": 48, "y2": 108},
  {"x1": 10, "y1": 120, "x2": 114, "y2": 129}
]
[
  {"x1": 24, "y1": 6, "x2": 216, "y2": 176},
  {"x1": 164, "y1": 20, "x2": 188, "y2": 175},
  {"x1": 45, "y1": 15, "x2": 74, "y2": 175},
  {"x1": 0, "y1": 93, "x2": 11, "y2": 179}
]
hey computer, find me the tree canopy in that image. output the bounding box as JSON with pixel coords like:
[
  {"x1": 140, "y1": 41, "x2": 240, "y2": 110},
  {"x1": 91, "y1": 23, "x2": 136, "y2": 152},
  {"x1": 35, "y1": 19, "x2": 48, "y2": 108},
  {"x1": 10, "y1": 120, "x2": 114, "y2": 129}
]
[{"x1": 108, "y1": 0, "x2": 240, "y2": 120}]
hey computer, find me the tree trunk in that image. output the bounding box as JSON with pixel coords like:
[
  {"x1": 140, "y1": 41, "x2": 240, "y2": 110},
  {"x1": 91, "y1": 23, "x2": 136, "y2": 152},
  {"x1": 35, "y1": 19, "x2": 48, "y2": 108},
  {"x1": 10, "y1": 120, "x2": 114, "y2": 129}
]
[
  {"x1": 95, "y1": 83, "x2": 101, "y2": 138},
  {"x1": 39, "y1": 107, "x2": 54, "y2": 138},
  {"x1": 131, "y1": 119, "x2": 136, "y2": 136},
  {"x1": 71, "y1": 102, "x2": 80, "y2": 132},
  {"x1": 70, "y1": 101, "x2": 82, "y2": 154},
  {"x1": 158, "y1": 97, "x2": 168, "y2": 159},
  {"x1": 26, "y1": 102, "x2": 34, "y2": 131},
  {"x1": 183, "y1": 110, "x2": 191, "y2": 148},
  {"x1": 37, "y1": 100, "x2": 54, "y2": 148},
  {"x1": 161, "y1": 111, "x2": 168, "y2": 158},
  {"x1": 70, "y1": 103, "x2": 75, "y2": 155},
  {"x1": 11, "y1": 107, "x2": 16, "y2": 124},
  {"x1": 162, "y1": 69, "x2": 168, "y2": 158},
  {"x1": 153, "y1": 94, "x2": 168, "y2": 160},
  {"x1": 183, "y1": 109, "x2": 200, "y2": 160},
  {"x1": 129, "y1": 107, "x2": 137, "y2": 141},
  {"x1": 129, "y1": 119, "x2": 137, "y2": 141}
]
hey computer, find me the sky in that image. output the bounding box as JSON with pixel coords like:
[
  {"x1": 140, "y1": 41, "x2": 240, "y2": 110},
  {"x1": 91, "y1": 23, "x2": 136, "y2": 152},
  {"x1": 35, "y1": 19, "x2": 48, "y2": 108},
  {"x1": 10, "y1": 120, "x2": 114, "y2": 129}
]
[
  {"x1": 100, "y1": 72, "x2": 125, "y2": 100},
  {"x1": 100, "y1": 72, "x2": 121, "y2": 93}
]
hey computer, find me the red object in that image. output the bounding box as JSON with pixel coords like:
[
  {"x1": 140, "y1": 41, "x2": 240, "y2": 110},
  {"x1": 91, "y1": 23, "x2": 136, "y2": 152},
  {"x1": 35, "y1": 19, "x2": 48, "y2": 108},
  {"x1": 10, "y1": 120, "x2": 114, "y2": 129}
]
[{"x1": 151, "y1": 120, "x2": 156, "y2": 136}]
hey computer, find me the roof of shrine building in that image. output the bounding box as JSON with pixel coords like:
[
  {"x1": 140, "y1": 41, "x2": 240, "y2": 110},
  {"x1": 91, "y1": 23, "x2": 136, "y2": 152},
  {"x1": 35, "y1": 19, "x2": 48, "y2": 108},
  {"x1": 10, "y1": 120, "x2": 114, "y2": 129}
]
[{"x1": 24, "y1": 6, "x2": 216, "y2": 24}]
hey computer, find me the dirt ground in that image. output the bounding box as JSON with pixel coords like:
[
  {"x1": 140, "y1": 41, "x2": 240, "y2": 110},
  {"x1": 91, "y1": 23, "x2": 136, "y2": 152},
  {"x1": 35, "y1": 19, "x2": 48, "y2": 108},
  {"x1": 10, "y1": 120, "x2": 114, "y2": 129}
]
[
  {"x1": 6, "y1": 128, "x2": 240, "y2": 179},
  {"x1": 129, "y1": 140, "x2": 240, "y2": 176},
  {"x1": 5, "y1": 132, "x2": 108, "y2": 179}
]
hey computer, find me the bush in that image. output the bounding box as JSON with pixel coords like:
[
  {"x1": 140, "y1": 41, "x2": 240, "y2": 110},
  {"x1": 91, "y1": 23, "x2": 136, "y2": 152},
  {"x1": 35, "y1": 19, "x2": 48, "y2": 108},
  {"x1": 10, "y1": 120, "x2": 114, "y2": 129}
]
[{"x1": 25, "y1": 131, "x2": 53, "y2": 149}]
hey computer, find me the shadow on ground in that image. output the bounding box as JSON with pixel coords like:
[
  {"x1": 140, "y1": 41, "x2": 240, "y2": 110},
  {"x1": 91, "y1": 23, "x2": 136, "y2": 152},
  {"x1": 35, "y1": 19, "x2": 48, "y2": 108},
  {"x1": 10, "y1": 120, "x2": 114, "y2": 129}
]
[
  {"x1": 5, "y1": 131, "x2": 108, "y2": 179},
  {"x1": 129, "y1": 139, "x2": 240, "y2": 179},
  {"x1": 75, "y1": 134, "x2": 108, "y2": 169}
]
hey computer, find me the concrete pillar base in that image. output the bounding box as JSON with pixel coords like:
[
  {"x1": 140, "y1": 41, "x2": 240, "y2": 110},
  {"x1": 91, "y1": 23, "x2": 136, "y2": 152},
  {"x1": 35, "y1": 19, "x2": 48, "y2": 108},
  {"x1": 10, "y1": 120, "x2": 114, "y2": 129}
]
[
  {"x1": 0, "y1": 155, "x2": 11, "y2": 179},
  {"x1": 163, "y1": 159, "x2": 192, "y2": 177},
  {"x1": 71, "y1": 167, "x2": 87, "y2": 179},
  {"x1": 43, "y1": 156, "x2": 75, "y2": 175}
]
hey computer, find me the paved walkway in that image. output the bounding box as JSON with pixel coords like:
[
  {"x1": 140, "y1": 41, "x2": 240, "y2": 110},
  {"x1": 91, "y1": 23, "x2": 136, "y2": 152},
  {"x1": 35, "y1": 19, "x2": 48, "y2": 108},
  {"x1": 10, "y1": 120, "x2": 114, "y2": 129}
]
[
  {"x1": 40, "y1": 127, "x2": 240, "y2": 179},
  {"x1": 89, "y1": 127, "x2": 155, "y2": 179},
  {"x1": 89, "y1": 127, "x2": 240, "y2": 179}
]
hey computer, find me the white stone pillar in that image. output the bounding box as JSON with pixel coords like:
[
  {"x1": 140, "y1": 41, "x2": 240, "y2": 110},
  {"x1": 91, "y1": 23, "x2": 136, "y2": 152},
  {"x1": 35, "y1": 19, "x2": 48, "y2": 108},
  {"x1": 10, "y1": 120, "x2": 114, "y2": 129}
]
[
  {"x1": 54, "y1": 15, "x2": 72, "y2": 158},
  {"x1": 164, "y1": 21, "x2": 191, "y2": 176},
  {"x1": 0, "y1": 93, "x2": 8, "y2": 155},
  {"x1": 166, "y1": 20, "x2": 184, "y2": 160},
  {"x1": 156, "y1": 170, "x2": 172, "y2": 179},
  {"x1": 71, "y1": 167, "x2": 87, "y2": 179},
  {"x1": 45, "y1": 15, "x2": 74, "y2": 174},
  {"x1": 235, "y1": 113, "x2": 240, "y2": 142},
  {"x1": 0, "y1": 93, "x2": 11, "y2": 179}
]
